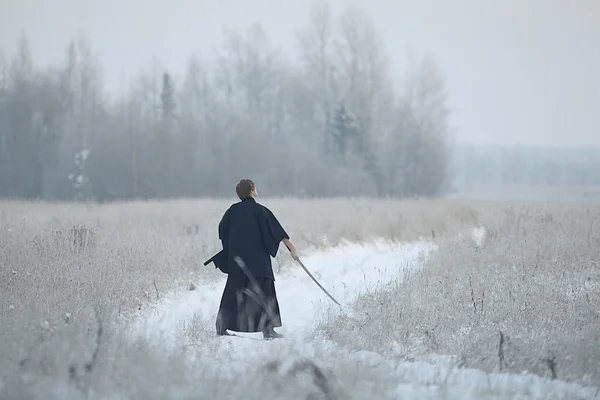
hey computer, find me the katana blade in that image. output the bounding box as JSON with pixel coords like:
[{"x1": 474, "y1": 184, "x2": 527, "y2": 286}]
[
  {"x1": 295, "y1": 257, "x2": 342, "y2": 307},
  {"x1": 284, "y1": 243, "x2": 341, "y2": 307}
]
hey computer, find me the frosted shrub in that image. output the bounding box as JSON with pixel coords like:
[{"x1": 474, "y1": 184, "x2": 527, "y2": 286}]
[{"x1": 321, "y1": 203, "x2": 600, "y2": 386}]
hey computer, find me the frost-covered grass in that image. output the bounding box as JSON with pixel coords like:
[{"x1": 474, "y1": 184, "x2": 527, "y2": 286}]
[
  {"x1": 2, "y1": 198, "x2": 598, "y2": 398},
  {"x1": 320, "y1": 203, "x2": 600, "y2": 388},
  {"x1": 0, "y1": 197, "x2": 479, "y2": 398}
]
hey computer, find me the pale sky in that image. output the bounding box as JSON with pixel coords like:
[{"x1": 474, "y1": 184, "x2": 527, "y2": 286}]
[{"x1": 1, "y1": 0, "x2": 598, "y2": 147}]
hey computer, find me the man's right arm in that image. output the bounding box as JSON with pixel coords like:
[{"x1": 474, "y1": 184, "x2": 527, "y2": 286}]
[{"x1": 257, "y1": 205, "x2": 299, "y2": 260}]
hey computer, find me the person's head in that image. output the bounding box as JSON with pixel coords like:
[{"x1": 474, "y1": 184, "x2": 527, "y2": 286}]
[{"x1": 235, "y1": 179, "x2": 257, "y2": 200}]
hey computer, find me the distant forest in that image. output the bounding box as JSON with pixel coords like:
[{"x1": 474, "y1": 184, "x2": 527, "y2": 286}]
[
  {"x1": 0, "y1": 4, "x2": 452, "y2": 202},
  {"x1": 1, "y1": 4, "x2": 596, "y2": 203},
  {"x1": 451, "y1": 144, "x2": 600, "y2": 191}
]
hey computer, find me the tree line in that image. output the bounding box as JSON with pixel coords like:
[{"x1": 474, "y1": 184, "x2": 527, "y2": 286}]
[
  {"x1": 0, "y1": 3, "x2": 452, "y2": 202},
  {"x1": 453, "y1": 144, "x2": 600, "y2": 189}
]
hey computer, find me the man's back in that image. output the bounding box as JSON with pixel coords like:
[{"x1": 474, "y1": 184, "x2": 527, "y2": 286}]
[{"x1": 219, "y1": 197, "x2": 288, "y2": 280}]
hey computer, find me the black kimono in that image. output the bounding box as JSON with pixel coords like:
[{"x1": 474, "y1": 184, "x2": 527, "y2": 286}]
[{"x1": 213, "y1": 197, "x2": 289, "y2": 334}]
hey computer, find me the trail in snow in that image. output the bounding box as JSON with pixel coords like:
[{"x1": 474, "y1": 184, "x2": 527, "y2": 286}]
[
  {"x1": 127, "y1": 229, "x2": 599, "y2": 399},
  {"x1": 128, "y1": 239, "x2": 433, "y2": 356}
]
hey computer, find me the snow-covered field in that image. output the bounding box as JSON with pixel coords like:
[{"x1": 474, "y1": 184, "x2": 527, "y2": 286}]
[
  {"x1": 127, "y1": 228, "x2": 599, "y2": 399},
  {"x1": 2, "y1": 199, "x2": 598, "y2": 399}
]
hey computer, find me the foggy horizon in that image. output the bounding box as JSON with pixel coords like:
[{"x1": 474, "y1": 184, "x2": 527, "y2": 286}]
[{"x1": 2, "y1": 0, "x2": 599, "y2": 148}]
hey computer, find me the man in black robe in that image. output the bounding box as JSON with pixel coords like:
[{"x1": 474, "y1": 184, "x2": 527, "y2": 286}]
[{"x1": 213, "y1": 179, "x2": 299, "y2": 339}]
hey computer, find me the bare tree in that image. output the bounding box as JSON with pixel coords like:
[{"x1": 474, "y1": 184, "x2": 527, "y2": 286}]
[
  {"x1": 398, "y1": 53, "x2": 452, "y2": 196},
  {"x1": 295, "y1": 0, "x2": 335, "y2": 148},
  {"x1": 5, "y1": 35, "x2": 36, "y2": 198},
  {"x1": 330, "y1": 6, "x2": 395, "y2": 194},
  {"x1": 180, "y1": 55, "x2": 212, "y2": 130},
  {"x1": 210, "y1": 24, "x2": 302, "y2": 193},
  {"x1": 179, "y1": 55, "x2": 212, "y2": 194},
  {"x1": 216, "y1": 24, "x2": 284, "y2": 136},
  {"x1": 55, "y1": 34, "x2": 105, "y2": 199}
]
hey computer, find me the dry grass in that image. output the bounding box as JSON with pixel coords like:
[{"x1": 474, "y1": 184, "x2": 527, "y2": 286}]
[
  {"x1": 4, "y1": 198, "x2": 597, "y2": 398},
  {"x1": 319, "y1": 202, "x2": 600, "y2": 387},
  {"x1": 0, "y1": 197, "x2": 478, "y2": 398}
]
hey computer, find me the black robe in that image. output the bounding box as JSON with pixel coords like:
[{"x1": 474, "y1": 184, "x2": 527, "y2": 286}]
[{"x1": 213, "y1": 197, "x2": 289, "y2": 333}]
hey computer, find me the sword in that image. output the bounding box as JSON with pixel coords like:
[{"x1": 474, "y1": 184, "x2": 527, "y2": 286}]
[
  {"x1": 205, "y1": 246, "x2": 342, "y2": 307},
  {"x1": 284, "y1": 244, "x2": 342, "y2": 307}
]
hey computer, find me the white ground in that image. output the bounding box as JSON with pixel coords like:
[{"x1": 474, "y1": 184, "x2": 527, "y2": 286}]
[{"x1": 127, "y1": 228, "x2": 599, "y2": 399}]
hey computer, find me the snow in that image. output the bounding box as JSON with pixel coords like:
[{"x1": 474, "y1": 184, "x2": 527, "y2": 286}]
[
  {"x1": 127, "y1": 228, "x2": 599, "y2": 399},
  {"x1": 128, "y1": 238, "x2": 433, "y2": 347}
]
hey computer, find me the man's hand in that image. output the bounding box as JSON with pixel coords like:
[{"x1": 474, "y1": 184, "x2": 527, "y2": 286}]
[
  {"x1": 290, "y1": 248, "x2": 299, "y2": 261},
  {"x1": 283, "y1": 238, "x2": 299, "y2": 261}
]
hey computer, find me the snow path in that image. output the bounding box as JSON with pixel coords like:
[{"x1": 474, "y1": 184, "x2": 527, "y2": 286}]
[
  {"x1": 127, "y1": 229, "x2": 599, "y2": 399},
  {"x1": 128, "y1": 239, "x2": 433, "y2": 352}
]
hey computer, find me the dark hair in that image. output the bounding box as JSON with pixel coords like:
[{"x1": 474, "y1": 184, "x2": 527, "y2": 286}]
[{"x1": 236, "y1": 179, "x2": 256, "y2": 200}]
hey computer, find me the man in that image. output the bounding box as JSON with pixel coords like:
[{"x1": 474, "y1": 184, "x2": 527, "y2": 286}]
[{"x1": 214, "y1": 179, "x2": 299, "y2": 340}]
